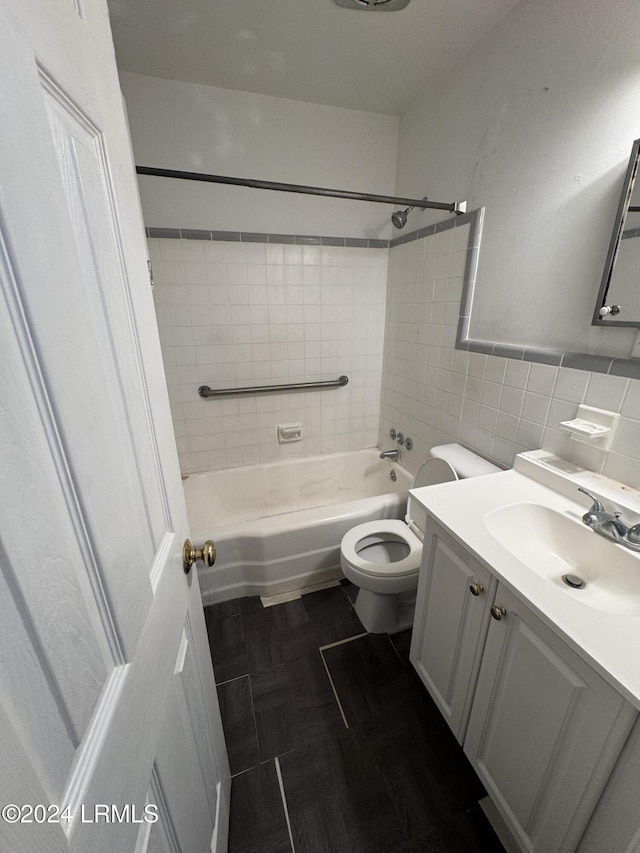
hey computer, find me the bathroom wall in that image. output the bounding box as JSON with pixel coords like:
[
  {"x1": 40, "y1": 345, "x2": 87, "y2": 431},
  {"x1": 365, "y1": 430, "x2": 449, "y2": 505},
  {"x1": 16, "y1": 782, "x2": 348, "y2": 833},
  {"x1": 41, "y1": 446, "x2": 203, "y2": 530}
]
[
  {"x1": 395, "y1": 0, "x2": 640, "y2": 358},
  {"x1": 379, "y1": 226, "x2": 640, "y2": 489},
  {"x1": 120, "y1": 72, "x2": 399, "y2": 240},
  {"x1": 150, "y1": 236, "x2": 388, "y2": 474},
  {"x1": 128, "y1": 1, "x2": 640, "y2": 485}
]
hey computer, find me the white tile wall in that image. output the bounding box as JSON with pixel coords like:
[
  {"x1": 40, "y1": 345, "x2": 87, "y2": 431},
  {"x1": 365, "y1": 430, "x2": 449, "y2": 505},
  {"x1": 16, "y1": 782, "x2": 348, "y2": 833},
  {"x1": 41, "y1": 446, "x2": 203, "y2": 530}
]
[
  {"x1": 150, "y1": 238, "x2": 388, "y2": 473},
  {"x1": 379, "y1": 227, "x2": 640, "y2": 489}
]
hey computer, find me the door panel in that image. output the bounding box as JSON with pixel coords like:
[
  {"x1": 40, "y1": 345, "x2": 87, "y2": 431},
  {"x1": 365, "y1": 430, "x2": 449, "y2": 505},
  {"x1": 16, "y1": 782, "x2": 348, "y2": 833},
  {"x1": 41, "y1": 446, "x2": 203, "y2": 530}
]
[
  {"x1": 41, "y1": 67, "x2": 170, "y2": 555},
  {"x1": 142, "y1": 776, "x2": 180, "y2": 853},
  {"x1": 0, "y1": 1, "x2": 230, "y2": 850},
  {"x1": 0, "y1": 235, "x2": 111, "y2": 796},
  {"x1": 0, "y1": 702, "x2": 67, "y2": 853},
  {"x1": 153, "y1": 582, "x2": 230, "y2": 852}
]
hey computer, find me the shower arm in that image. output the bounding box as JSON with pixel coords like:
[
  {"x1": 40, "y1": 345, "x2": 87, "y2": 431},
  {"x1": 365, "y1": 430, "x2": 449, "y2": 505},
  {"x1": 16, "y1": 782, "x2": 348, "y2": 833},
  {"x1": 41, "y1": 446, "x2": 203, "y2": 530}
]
[{"x1": 135, "y1": 166, "x2": 467, "y2": 215}]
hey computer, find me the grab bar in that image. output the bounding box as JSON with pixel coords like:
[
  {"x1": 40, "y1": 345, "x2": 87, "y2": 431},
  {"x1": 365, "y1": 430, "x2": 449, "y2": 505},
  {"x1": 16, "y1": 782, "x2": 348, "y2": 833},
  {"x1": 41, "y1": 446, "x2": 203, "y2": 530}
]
[{"x1": 198, "y1": 375, "x2": 349, "y2": 398}]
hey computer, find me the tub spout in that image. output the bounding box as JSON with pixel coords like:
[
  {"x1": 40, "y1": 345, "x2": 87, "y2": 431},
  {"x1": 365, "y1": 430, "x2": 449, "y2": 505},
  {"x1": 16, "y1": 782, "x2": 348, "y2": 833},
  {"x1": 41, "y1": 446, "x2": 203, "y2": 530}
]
[{"x1": 380, "y1": 449, "x2": 400, "y2": 460}]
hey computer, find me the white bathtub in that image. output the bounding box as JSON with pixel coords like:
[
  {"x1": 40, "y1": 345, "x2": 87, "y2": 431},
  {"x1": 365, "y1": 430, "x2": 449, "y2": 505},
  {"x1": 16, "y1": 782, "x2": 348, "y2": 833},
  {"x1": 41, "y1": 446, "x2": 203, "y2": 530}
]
[{"x1": 184, "y1": 449, "x2": 412, "y2": 604}]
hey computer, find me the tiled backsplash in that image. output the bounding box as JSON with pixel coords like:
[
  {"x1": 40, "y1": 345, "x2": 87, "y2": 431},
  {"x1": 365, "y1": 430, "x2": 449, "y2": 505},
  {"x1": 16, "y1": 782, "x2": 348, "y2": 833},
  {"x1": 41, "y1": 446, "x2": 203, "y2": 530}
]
[
  {"x1": 379, "y1": 225, "x2": 640, "y2": 489},
  {"x1": 150, "y1": 236, "x2": 388, "y2": 473}
]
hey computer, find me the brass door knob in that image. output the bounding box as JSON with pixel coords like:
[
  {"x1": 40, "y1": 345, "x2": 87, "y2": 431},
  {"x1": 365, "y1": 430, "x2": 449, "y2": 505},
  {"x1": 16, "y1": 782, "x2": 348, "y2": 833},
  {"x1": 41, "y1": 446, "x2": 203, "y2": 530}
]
[
  {"x1": 183, "y1": 538, "x2": 216, "y2": 574},
  {"x1": 490, "y1": 604, "x2": 507, "y2": 621},
  {"x1": 469, "y1": 582, "x2": 484, "y2": 596}
]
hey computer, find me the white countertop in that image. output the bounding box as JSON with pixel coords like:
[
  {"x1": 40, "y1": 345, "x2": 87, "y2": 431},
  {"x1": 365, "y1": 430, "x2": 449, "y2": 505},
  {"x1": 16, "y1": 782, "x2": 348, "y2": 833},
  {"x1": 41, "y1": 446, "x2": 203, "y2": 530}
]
[{"x1": 410, "y1": 450, "x2": 640, "y2": 709}]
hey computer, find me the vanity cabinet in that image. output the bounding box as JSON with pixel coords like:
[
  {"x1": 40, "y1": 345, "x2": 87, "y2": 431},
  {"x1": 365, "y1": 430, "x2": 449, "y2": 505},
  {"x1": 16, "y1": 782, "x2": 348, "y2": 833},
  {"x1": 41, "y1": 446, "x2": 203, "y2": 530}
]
[
  {"x1": 465, "y1": 582, "x2": 635, "y2": 853},
  {"x1": 577, "y1": 715, "x2": 640, "y2": 852},
  {"x1": 410, "y1": 517, "x2": 637, "y2": 853},
  {"x1": 409, "y1": 519, "x2": 497, "y2": 742}
]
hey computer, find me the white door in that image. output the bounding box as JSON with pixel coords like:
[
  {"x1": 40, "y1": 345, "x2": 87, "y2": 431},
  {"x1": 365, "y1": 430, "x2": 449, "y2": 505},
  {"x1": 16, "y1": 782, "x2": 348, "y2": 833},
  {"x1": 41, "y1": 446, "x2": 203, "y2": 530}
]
[{"x1": 0, "y1": 1, "x2": 230, "y2": 852}]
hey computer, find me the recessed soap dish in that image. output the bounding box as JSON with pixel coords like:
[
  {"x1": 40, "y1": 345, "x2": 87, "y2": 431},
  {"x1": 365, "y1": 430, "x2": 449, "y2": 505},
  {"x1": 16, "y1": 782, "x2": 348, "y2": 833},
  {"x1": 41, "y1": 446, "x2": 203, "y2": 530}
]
[
  {"x1": 559, "y1": 404, "x2": 619, "y2": 451},
  {"x1": 559, "y1": 418, "x2": 610, "y2": 438}
]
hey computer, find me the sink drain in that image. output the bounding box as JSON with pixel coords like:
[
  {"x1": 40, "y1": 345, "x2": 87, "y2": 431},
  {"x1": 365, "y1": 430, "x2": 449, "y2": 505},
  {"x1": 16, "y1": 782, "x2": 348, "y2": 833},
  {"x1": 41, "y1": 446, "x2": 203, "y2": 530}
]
[{"x1": 562, "y1": 574, "x2": 586, "y2": 590}]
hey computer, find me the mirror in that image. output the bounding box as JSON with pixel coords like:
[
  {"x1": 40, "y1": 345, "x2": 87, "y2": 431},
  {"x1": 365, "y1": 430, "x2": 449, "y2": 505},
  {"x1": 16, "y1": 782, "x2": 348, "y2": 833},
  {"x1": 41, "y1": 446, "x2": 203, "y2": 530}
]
[{"x1": 593, "y1": 138, "x2": 640, "y2": 326}]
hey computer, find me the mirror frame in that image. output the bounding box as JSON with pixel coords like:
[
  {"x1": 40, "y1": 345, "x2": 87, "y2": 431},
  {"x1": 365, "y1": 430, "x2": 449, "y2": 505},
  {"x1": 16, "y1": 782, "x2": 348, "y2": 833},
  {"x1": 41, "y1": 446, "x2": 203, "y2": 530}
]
[
  {"x1": 592, "y1": 138, "x2": 640, "y2": 327},
  {"x1": 454, "y1": 208, "x2": 640, "y2": 381}
]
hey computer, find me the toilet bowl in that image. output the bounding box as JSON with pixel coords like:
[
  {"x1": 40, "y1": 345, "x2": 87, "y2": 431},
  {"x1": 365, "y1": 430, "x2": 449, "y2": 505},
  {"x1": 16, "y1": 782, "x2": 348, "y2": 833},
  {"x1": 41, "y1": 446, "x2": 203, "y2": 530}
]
[{"x1": 340, "y1": 443, "x2": 500, "y2": 633}]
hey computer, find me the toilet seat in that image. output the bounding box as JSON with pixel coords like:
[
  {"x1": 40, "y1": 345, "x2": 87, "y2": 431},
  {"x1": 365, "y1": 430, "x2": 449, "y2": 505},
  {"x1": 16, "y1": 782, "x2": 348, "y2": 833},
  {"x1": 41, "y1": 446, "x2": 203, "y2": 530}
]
[
  {"x1": 339, "y1": 446, "x2": 501, "y2": 634},
  {"x1": 340, "y1": 519, "x2": 422, "y2": 577}
]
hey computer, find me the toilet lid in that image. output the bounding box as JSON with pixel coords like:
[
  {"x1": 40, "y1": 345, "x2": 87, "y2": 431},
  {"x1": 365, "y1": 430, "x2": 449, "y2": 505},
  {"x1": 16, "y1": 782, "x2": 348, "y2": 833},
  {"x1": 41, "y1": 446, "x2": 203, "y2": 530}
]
[
  {"x1": 413, "y1": 457, "x2": 458, "y2": 488},
  {"x1": 341, "y1": 519, "x2": 422, "y2": 577},
  {"x1": 406, "y1": 458, "x2": 458, "y2": 532}
]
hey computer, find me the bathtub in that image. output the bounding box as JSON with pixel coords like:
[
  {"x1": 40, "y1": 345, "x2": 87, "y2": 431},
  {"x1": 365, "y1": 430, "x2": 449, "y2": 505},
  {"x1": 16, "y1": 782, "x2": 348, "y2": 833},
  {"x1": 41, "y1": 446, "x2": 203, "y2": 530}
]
[{"x1": 184, "y1": 449, "x2": 412, "y2": 604}]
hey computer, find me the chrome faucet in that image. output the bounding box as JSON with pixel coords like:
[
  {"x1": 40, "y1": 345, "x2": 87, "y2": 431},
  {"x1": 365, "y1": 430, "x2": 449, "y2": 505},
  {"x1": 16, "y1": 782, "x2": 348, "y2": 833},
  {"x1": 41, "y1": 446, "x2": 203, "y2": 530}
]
[
  {"x1": 578, "y1": 487, "x2": 640, "y2": 551},
  {"x1": 380, "y1": 448, "x2": 400, "y2": 460}
]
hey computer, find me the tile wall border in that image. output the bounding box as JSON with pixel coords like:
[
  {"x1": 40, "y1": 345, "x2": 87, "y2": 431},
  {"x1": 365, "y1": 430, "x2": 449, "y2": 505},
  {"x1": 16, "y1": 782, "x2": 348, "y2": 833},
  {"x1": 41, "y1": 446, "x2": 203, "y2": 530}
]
[
  {"x1": 386, "y1": 208, "x2": 640, "y2": 380},
  {"x1": 145, "y1": 214, "x2": 472, "y2": 248},
  {"x1": 146, "y1": 227, "x2": 389, "y2": 249}
]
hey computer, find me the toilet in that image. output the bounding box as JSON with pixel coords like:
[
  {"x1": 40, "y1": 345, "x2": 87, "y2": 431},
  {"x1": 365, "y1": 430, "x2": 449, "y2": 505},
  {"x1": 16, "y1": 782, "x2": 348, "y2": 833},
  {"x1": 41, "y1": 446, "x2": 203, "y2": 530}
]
[{"x1": 340, "y1": 443, "x2": 500, "y2": 634}]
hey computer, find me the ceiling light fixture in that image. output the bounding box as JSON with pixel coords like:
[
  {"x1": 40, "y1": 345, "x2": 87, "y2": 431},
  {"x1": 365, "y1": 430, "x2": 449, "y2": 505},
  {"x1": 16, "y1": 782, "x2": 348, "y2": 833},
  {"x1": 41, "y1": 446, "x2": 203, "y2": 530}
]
[{"x1": 333, "y1": 0, "x2": 412, "y2": 11}]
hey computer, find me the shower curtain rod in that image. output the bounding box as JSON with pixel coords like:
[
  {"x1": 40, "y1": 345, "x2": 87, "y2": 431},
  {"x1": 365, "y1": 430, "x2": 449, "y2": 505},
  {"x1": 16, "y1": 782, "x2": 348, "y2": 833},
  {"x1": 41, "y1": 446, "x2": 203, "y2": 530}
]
[{"x1": 135, "y1": 165, "x2": 466, "y2": 214}]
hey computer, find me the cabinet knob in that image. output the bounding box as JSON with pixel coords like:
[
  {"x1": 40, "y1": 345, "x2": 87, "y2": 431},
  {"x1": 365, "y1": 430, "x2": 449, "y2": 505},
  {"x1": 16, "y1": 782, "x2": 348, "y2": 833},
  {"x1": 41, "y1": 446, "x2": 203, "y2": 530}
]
[
  {"x1": 469, "y1": 582, "x2": 484, "y2": 596},
  {"x1": 490, "y1": 604, "x2": 507, "y2": 621}
]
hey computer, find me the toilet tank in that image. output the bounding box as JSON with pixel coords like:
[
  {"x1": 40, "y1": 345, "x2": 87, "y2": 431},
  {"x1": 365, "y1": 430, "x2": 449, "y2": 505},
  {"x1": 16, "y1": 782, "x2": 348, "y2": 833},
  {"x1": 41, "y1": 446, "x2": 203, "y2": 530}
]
[
  {"x1": 429, "y1": 443, "x2": 502, "y2": 478},
  {"x1": 406, "y1": 443, "x2": 501, "y2": 538}
]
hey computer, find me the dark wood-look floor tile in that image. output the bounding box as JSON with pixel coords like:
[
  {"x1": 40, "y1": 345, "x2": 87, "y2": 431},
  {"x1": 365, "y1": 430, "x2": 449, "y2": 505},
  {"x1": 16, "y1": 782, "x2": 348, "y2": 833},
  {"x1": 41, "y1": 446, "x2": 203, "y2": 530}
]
[
  {"x1": 361, "y1": 705, "x2": 488, "y2": 842},
  {"x1": 395, "y1": 670, "x2": 496, "y2": 810},
  {"x1": 251, "y1": 652, "x2": 344, "y2": 761},
  {"x1": 213, "y1": 592, "x2": 503, "y2": 852},
  {"x1": 204, "y1": 602, "x2": 249, "y2": 684},
  {"x1": 206, "y1": 598, "x2": 243, "y2": 618},
  {"x1": 388, "y1": 627, "x2": 413, "y2": 664},
  {"x1": 302, "y1": 585, "x2": 365, "y2": 646},
  {"x1": 279, "y1": 728, "x2": 409, "y2": 853},
  {"x1": 228, "y1": 761, "x2": 292, "y2": 853},
  {"x1": 437, "y1": 803, "x2": 506, "y2": 853},
  {"x1": 216, "y1": 676, "x2": 260, "y2": 776},
  {"x1": 385, "y1": 839, "x2": 448, "y2": 852},
  {"x1": 341, "y1": 578, "x2": 359, "y2": 605},
  {"x1": 322, "y1": 634, "x2": 423, "y2": 725},
  {"x1": 243, "y1": 598, "x2": 320, "y2": 673}
]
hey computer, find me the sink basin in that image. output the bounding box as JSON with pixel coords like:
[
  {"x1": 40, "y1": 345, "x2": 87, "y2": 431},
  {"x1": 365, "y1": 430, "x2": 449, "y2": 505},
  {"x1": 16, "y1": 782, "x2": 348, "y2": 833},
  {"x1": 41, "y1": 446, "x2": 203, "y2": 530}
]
[{"x1": 484, "y1": 503, "x2": 640, "y2": 615}]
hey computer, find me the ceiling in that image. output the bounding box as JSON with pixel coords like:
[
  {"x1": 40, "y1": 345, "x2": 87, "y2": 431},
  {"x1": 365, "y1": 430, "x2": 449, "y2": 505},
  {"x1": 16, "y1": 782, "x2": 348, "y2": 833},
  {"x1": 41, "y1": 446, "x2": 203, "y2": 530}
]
[{"x1": 107, "y1": 0, "x2": 521, "y2": 116}]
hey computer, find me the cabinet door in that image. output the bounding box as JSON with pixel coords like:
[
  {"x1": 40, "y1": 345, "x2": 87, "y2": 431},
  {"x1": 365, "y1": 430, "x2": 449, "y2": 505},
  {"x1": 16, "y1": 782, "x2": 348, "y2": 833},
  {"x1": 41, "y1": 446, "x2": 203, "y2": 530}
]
[
  {"x1": 577, "y1": 715, "x2": 640, "y2": 853},
  {"x1": 465, "y1": 583, "x2": 635, "y2": 853},
  {"x1": 410, "y1": 519, "x2": 497, "y2": 742}
]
